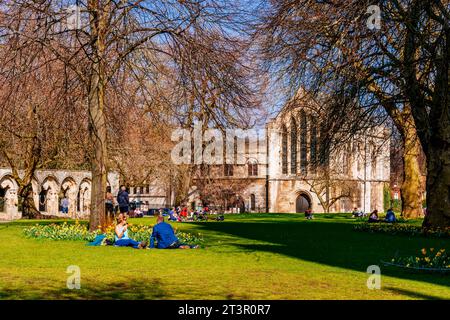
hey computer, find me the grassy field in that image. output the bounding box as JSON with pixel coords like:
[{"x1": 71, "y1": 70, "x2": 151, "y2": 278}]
[{"x1": 0, "y1": 213, "x2": 449, "y2": 300}]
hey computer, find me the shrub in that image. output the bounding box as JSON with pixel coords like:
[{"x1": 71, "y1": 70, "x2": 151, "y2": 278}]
[
  {"x1": 353, "y1": 222, "x2": 450, "y2": 238},
  {"x1": 386, "y1": 248, "x2": 450, "y2": 272},
  {"x1": 23, "y1": 221, "x2": 204, "y2": 245}
]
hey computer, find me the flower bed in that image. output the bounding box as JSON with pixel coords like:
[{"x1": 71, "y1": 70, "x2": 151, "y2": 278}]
[
  {"x1": 382, "y1": 248, "x2": 450, "y2": 273},
  {"x1": 23, "y1": 221, "x2": 204, "y2": 245},
  {"x1": 353, "y1": 222, "x2": 450, "y2": 238}
]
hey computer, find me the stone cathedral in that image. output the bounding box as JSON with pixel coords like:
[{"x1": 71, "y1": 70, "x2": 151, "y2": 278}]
[{"x1": 188, "y1": 100, "x2": 390, "y2": 214}]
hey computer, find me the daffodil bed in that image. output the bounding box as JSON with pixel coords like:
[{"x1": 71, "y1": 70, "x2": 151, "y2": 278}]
[
  {"x1": 353, "y1": 222, "x2": 450, "y2": 238},
  {"x1": 22, "y1": 221, "x2": 204, "y2": 245},
  {"x1": 383, "y1": 248, "x2": 450, "y2": 273}
]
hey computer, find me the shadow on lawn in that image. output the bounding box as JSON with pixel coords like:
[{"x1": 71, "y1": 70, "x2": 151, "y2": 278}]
[
  {"x1": 0, "y1": 279, "x2": 165, "y2": 300},
  {"x1": 383, "y1": 287, "x2": 445, "y2": 300},
  {"x1": 195, "y1": 220, "x2": 450, "y2": 289}
]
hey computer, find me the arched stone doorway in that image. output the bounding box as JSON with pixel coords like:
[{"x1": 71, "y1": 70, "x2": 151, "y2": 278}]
[
  {"x1": 250, "y1": 194, "x2": 256, "y2": 211},
  {"x1": 39, "y1": 189, "x2": 47, "y2": 212},
  {"x1": 0, "y1": 176, "x2": 18, "y2": 219},
  {"x1": 235, "y1": 196, "x2": 245, "y2": 213},
  {"x1": 41, "y1": 177, "x2": 59, "y2": 215},
  {"x1": 0, "y1": 187, "x2": 5, "y2": 213},
  {"x1": 77, "y1": 179, "x2": 91, "y2": 217},
  {"x1": 61, "y1": 177, "x2": 78, "y2": 217},
  {"x1": 295, "y1": 192, "x2": 311, "y2": 213}
]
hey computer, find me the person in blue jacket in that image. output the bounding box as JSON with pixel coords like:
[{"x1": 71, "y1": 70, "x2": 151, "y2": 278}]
[
  {"x1": 385, "y1": 208, "x2": 397, "y2": 223},
  {"x1": 150, "y1": 216, "x2": 197, "y2": 249}
]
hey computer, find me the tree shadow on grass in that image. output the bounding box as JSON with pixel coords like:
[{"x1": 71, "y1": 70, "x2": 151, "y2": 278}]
[
  {"x1": 195, "y1": 220, "x2": 450, "y2": 289},
  {"x1": 0, "y1": 278, "x2": 166, "y2": 300},
  {"x1": 383, "y1": 287, "x2": 445, "y2": 300}
]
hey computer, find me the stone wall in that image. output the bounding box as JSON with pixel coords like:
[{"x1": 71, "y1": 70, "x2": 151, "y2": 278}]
[{"x1": 0, "y1": 168, "x2": 119, "y2": 221}]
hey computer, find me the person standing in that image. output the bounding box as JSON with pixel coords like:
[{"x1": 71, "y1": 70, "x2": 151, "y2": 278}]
[
  {"x1": 117, "y1": 185, "x2": 129, "y2": 214},
  {"x1": 61, "y1": 196, "x2": 69, "y2": 214},
  {"x1": 305, "y1": 207, "x2": 313, "y2": 220},
  {"x1": 105, "y1": 186, "x2": 114, "y2": 223}
]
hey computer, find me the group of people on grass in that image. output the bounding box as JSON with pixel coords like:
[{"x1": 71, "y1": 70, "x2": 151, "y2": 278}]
[
  {"x1": 110, "y1": 185, "x2": 222, "y2": 221},
  {"x1": 113, "y1": 213, "x2": 198, "y2": 250},
  {"x1": 103, "y1": 185, "x2": 205, "y2": 249},
  {"x1": 352, "y1": 207, "x2": 397, "y2": 223},
  {"x1": 166, "y1": 206, "x2": 223, "y2": 222}
]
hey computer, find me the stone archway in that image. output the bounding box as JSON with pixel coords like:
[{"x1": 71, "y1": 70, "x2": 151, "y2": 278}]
[
  {"x1": 0, "y1": 176, "x2": 19, "y2": 219},
  {"x1": 295, "y1": 192, "x2": 311, "y2": 213},
  {"x1": 250, "y1": 194, "x2": 256, "y2": 211},
  {"x1": 77, "y1": 179, "x2": 91, "y2": 218},
  {"x1": 41, "y1": 177, "x2": 60, "y2": 215},
  {"x1": 61, "y1": 177, "x2": 78, "y2": 218}
]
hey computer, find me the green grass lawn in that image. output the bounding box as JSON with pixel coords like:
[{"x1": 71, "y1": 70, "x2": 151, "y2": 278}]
[{"x1": 0, "y1": 213, "x2": 449, "y2": 300}]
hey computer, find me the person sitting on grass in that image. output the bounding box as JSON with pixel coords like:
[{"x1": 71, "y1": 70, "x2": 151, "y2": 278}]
[
  {"x1": 384, "y1": 208, "x2": 397, "y2": 223},
  {"x1": 168, "y1": 207, "x2": 177, "y2": 221},
  {"x1": 368, "y1": 210, "x2": 379, "y2": 223},
  {"x1": 115, "y1": 214, "x2": 147, "y2": 249},
  {"x1": 150, "y1": 216, "x2": 198, "y2": 249},
  {"x1": 351, "y1": 207, "x2": 364, "y2": 218}
]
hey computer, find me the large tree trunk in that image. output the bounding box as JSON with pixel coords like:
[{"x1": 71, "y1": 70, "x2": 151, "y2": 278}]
[
  {"x1": 422, "y1": 140, "x2": 450, "y2": 229},
  {"x1": 402, "y1": 1, "x2": 449, "y2": 229},
  {"x1": 387, "y1": 103, "x2": 424, "y2": 218},
  {"x1": 88, "y1": 82, "x2": 108, "y2": 231},
  {"x1": 18, "y1": 183, "x2": 39, "y2": 218},
  {"x1": 400, "y1": 126, "x2": 424, "y2": 218},
  {"x1": 87, "y1": 1, "x2": 108, "y2": 231}
]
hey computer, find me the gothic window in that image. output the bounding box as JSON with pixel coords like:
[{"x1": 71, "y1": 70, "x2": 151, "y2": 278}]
[
  {"x1": 281, "y1": 125, "x2": 288, "y2": 174},
  {"x1": 224, "y1": 164, "x2": 234, "y2": 177},
  {"x1": 300, "y1": 111, "x2": 308, "y2": 175},
  {"x1": 371, "y1": 151, "x2": 377, "y2": 179},
  {"x1": 343, "y1": 143, "x2": 352, "y2": 176},
  {"x1": 248, "y1": 160, "x2": 258, "y2": 176},
  {"x1": 310, "y1": 116, "x2": 318, "y2": 173},
  {"x1": 355, "y1": 142, "x2": 362, "y2": 172},
  {"x1": 290, "y1": 117, "x2": 297, "y2": 174},
  {"x1": 245, "y1": 137, "x2": 250, "y2": 155},
  {"x1": 234, "y1": 136, "x2": 238, "y2": 163}
]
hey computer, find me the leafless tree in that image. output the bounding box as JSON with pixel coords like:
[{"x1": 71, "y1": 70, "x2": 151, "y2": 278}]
[
  {"x1": 1, "y1": 0, "x2": 259, "y2": 230},
  {"x1": 255, "y1": 0, "x2": 450, "y2": 227},
  {"x1": 0, "y1": 33, "x2": 87, "y2": 217}
]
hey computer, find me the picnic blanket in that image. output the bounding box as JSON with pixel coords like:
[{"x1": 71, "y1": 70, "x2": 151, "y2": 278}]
[{"x1": 87, "y1": 234, "x2": 106, "y2": 246}]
